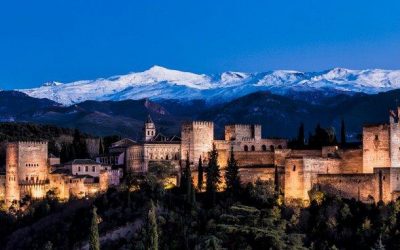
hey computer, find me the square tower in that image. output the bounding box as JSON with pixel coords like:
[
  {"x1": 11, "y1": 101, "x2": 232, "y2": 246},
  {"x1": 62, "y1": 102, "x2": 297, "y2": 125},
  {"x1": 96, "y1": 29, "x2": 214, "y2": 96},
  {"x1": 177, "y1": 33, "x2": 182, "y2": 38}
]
[
  {"x1": 181, "y1": 121, "x2": 214, "y2": 165},
  {"x1": 224, "y1": 124, "x2": 262, "y2": 141}
]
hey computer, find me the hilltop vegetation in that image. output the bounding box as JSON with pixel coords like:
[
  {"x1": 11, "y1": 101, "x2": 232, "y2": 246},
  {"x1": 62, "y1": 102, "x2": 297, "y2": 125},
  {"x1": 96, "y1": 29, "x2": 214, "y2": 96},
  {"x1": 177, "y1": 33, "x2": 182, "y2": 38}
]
[{"x1": 2, "y1": 158, "x2": 400, "y2": 249}]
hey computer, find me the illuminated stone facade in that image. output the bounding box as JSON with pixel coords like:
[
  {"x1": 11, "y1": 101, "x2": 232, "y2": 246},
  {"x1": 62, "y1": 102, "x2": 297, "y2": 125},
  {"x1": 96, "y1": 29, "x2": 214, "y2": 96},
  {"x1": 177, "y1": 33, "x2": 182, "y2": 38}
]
[
  {"x1": 1, "y1": 141, "x2": 120, "y2": 208},
  {"x1": 5, "y1": 108, "x2": 400, "y2": 208}
]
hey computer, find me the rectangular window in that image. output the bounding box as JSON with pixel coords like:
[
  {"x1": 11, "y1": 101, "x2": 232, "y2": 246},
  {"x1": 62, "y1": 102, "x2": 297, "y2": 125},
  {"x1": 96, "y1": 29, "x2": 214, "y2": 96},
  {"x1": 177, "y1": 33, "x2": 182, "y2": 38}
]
[
  {"x1": 92, "y1": 166, "x2": 95, "y2": 172},
  {"x1": 85, "y1": 166, "x2": 88, "y2": 172}
]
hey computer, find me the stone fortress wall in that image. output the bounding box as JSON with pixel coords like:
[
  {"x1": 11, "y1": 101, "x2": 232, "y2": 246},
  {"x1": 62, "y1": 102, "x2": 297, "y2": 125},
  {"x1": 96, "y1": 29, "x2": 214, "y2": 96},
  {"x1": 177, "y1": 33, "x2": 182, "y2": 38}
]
[
  {"x1": 6, "y1": 107, "x2": 400, "y2": 208},
  {"x1": 181, "y1": 121, "x2": 214, "y2": 165},
  {"x1": 362, "y1": 124, "x2": 391, "y2": 173}
]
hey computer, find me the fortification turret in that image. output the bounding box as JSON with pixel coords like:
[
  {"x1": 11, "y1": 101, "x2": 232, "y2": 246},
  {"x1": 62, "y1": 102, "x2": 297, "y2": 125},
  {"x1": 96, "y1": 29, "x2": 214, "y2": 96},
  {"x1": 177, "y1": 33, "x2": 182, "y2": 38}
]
[
  {"x1": 390, "y1": 107, "x2": 400, "y2": 168},
  {"x1": 144, "y1": 115, "x2": 156, "y2": 141},
  {"x1": 5, "y1": 143, "x2": 20, "y2": 208},
  {"x1": 181, "y1": 121, "x2": 214, "y2": 165}
]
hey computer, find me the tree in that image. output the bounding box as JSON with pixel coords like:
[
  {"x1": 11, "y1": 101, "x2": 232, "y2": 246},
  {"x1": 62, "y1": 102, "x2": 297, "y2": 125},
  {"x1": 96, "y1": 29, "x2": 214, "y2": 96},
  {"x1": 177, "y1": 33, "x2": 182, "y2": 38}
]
[
  {"x1": 180, "y1": 152, "x2": 196, "y2": 206},
  {"x1": 297, "y1": 123, "x2": 305, "y2": 147},
  {"x1": 206, "y1": 144, "x2": 221, "y2": 206},
  {"x1": 372, "y1": 235, "x2": 385, "y2": 250},
  {"x1": 180, "y1": 152, "x2": 190, "y2": 193},
  {"x1": 89, "y1": 206, "x2": 100, "y2": 250},
  {"x1": 43, "y1": 241, "x2": 53, "y2": 250},
  {"x1": 99, "y1": 138, "x2": 104, "y2": 155},
  {"x1": 147, "y1": 200, "x2": 159, "y2": 250},
  {"x1": 72, "y1": 129, "x2": 88, "y2": 159},
  {"x1": 225, "y1": 146, "x2": 240, "y2": 194},
  {"x1": 341, "y1": 119, "x2": 346, "y2": 146},
  {"x1": 197, "y1": 156, "x2": 204, "y2": 191},
  {"x1": 60, "y1": 143, "x2": 70, "y2": 163}
]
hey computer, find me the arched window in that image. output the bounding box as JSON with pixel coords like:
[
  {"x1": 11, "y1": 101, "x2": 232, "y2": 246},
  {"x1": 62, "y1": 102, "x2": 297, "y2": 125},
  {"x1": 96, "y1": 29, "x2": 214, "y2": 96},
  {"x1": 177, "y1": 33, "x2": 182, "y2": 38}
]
[
  {"x1": 262, "y1": 145, "x2": 267, "y2": 151},
  {"x1": 244, "y1": 145, "x2": 248, "y2": 152},
  {"x1": 270, "y1": 145, "x2": 275, "y2": 152},
  {"x1": 293, "y1": 165, "x2": 296, "y2": 171},
  {"x1": 166, "y1": 155, "x2": 169, "y2": 160},
  {"x1": 251, "y1": 145, "x2": 255, "y2": 151}
]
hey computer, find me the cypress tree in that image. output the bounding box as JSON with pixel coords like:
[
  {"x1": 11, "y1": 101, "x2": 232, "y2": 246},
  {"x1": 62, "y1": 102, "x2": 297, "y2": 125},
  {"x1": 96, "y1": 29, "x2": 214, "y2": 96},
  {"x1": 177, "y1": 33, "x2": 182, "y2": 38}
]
[
  {"x1": 89, "y1": 206, "x2": 100, "y2": 250},
  {"x1": 206, "y1": 144, "x2": 221, "y2": 206},
  {"x1": 99, "y1": 138, "x2": 104, "y2": 155},
  {"x1": 190, "y1": 182, "x2": 196, "y2": 206},
  {"x1": 73, "y1": 129, "x2": 88, "y2": 159},
  {"x1": 197, "y1": 156, "x2": 203, "y2": 191},
  {"x1": 298, "y1": 123, "x2": 305, "y2": 147},
  {"x1": 225, "y1": 146, "x2": 240, "y2": 194},
  {"x1": 180, "y1": 151, "x2": 190, "y2": 193},
  {"x1": 341, "y1": 119, "x2": 346, "y2": 146},
  {"x1": 147, "y1": 200, "x2": 158, "y2": 250},
  {"x1": 183, "y1": 152, "x2": 193, "y2": 203}
]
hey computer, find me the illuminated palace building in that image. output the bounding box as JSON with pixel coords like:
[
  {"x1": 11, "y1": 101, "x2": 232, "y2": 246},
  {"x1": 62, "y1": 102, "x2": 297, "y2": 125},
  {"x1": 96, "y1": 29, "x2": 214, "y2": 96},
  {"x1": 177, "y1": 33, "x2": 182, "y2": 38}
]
[{"x1": 3, "y1": 108, "x2": 400, "y2": 208}]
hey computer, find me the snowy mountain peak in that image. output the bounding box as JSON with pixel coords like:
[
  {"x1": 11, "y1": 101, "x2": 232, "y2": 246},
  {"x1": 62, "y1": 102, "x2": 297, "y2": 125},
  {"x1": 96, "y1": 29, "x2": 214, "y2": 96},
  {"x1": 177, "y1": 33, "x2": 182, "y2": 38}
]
[
  {"x1": 17, "y1": 67, "x2": 400, "y2": 105},
  {"x1": 42, "y1": 81, "x2": 63, "y2": 87}
]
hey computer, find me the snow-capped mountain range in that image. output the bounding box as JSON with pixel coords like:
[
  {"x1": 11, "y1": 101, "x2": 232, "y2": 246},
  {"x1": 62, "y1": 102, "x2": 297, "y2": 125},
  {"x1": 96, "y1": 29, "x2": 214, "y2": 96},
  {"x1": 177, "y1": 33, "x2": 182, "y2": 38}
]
[{"x1": 17, "y1": 66, "x2": 400, "y2": 105}]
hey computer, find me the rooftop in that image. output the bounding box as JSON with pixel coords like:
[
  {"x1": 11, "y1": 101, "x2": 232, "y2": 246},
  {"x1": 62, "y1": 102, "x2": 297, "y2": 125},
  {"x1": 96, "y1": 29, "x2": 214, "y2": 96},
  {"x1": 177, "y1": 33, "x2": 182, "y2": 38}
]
[{"x1": 65, "y1": 159, "x2": 100, "y2": 165}]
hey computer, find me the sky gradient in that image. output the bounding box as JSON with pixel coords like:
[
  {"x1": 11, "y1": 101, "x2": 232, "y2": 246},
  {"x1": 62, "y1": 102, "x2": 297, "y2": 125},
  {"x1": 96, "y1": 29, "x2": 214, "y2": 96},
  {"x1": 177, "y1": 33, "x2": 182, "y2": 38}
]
[{"x1": 0, "y1": 0, "x2": 399, "y2": 89}]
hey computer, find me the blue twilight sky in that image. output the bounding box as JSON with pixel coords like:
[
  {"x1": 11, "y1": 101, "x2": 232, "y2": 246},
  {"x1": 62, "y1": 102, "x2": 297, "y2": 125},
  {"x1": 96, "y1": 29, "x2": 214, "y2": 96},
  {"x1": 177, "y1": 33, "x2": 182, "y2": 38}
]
[{"x1": 0, "y1": 0, "x2": 399, "y2": 89}]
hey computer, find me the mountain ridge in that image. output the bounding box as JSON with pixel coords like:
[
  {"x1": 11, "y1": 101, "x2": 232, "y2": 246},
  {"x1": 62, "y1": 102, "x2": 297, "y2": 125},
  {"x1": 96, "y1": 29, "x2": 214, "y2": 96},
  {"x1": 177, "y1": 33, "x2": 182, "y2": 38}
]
[
  {"x1": 1, "y1": 89, "x2": 400, "y2": 140},
  {"x1": 17, "y1": 66, "x2": 400, "y2": 105}
]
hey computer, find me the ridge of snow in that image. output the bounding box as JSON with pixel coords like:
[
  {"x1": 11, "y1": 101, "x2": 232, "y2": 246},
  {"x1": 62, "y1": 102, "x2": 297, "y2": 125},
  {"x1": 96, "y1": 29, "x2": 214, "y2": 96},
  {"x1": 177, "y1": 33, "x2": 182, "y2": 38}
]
[{"x1": 17, "y1": 66, "x2": 400, "y2": 105}]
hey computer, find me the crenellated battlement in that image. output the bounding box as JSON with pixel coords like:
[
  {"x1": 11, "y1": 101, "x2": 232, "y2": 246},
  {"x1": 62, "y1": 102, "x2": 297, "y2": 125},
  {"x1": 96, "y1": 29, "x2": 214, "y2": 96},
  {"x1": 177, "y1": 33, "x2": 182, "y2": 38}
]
[
  {"x1": 226, "y1": 124, "x2": 261, "y2": 128},
  {"x1": 17, "y1": 141, "x2": 48, "y2": 145},
  {"x1": 182, "y1": 121, "x2": 214, "y2": 127}
]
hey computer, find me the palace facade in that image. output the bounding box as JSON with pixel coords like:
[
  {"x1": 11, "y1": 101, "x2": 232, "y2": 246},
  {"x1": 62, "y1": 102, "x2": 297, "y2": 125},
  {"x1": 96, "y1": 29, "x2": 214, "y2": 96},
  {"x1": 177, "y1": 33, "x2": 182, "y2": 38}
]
[{"x1": 3, "y1": 108, "x2": 400, "y2": 208}]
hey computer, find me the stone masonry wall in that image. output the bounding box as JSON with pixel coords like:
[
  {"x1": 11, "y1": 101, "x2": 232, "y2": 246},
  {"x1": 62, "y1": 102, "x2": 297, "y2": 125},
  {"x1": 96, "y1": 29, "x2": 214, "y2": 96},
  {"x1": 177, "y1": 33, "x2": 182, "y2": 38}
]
[
  {"x1": 338, "y1": 149, "x2": 363, "y2": 173},
  {"x1": 363, "y1": 124, "x2": 391, "y2": 173},
  {"x1": 17, "y1": 141, "x2": 48, "y2": 183},
  {"x1": 181, "y1": 121, "x2": 214, "y2": 165},
  {"x1": 317, "y1": 174, "x2": 378, "y2": 202}
]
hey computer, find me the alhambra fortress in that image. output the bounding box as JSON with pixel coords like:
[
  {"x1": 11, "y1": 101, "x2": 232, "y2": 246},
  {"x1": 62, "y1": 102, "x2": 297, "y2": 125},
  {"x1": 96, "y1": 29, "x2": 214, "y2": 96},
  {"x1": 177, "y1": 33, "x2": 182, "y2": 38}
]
[{"x1": 2, "y1": 108, "x2": 400, "y2": 209}]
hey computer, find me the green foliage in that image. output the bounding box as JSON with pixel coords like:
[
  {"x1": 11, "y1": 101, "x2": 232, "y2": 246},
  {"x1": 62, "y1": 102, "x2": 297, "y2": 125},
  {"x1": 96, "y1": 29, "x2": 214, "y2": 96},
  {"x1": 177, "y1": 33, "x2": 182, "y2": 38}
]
[
  {"x1": 4, "y1": 171, "x2": 400, "y2": 249},
  {"x1": 102, "y1": 135, "x2": 121, "y2": 154},
  {"x1": 89, "y1": 206, "x2": 100, "y2": 250},
  {"x1": 147, "y1": 200, "x2": 159, "y2": 250},
  {"x1": 308, "y1": 124, "x2": 337, "y2": 148},
  {"x1": 246, "y1": 178, "x2": 277, "y2": 206},
  {"x1": 197, "y1": 156, "x2": 204, "y2": 191},
  {"x1": 206, "y1": 144, "x2": 221, "y2": 207},
  {"x1": 308, "y1": 188, "x2": 325, "y2": 205},
  {"x1": 148, "y1": 161, "x2": 176, "y2": 180},
  {"x1": 225, "y1": 146, "x2": 241, "y2": 195}
]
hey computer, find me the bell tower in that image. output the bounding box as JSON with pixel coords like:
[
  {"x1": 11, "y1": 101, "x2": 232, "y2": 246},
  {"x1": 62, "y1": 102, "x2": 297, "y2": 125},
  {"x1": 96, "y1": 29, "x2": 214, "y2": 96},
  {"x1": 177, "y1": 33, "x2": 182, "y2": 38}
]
[{"x1": 144, "y1": 115, "x2": 156, "y2": 141}]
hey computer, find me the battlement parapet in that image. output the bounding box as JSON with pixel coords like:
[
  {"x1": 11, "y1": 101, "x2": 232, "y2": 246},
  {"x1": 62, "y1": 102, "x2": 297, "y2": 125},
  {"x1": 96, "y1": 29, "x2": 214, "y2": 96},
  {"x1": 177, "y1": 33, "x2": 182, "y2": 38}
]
[
  {"x1": 182, "y1": 121, "x2": 214, "y2": 127},
  {"x1": 225, "y1": 124, "x2": 261, "y2": 128},
  {"x1": 7, "y1": 141, "x2": 49, "y2": 148},
  {"x1": 19, "y1": 179, "x2": 50, "y2": 186}
]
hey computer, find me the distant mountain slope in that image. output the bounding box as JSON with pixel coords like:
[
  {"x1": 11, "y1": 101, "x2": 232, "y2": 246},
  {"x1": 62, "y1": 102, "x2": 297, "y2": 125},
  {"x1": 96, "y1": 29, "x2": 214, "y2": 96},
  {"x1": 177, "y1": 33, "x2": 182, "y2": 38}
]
[
  {"x1": 0, "y1": 91, "x2": 60, "y2": 121},
  {"x1": 1, "y1": 90, "x2": 400, "y2": 140},
  {"x1": 18, "y1": 66, "x2": 400, "y2": 105}
]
